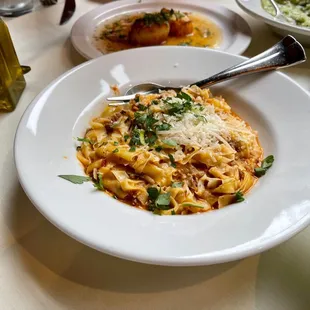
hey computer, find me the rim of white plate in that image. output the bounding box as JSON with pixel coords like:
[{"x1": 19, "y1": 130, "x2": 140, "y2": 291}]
[{"x1": 236, "y1": 0, "x2": 310, "y2": 36}]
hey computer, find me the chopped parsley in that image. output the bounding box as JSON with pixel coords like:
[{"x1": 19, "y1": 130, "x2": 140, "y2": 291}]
[
  {"x1": 138, "y1": 103, "x2": 147, "y2": 111},
  {"x1": 151, "y1": 99, "x2": 159, "y2": 105},
  {"x1": 77, "y1": 137, "x2": 93, "y2": 144},
  {"x1": 134, "y1": 112, "x2": 147, "y2": 126},
  {"x1": 145, "y1": 115, "x2": 158, "y2": 130},
  {"x1": 145, "y1": 130, "x2": 157, "y2": 145},
  {"x1": 165, "y1": 96, "x2": 192, "y2": 115},
  {"x1": 156, "y1": 123, "x2": 171, "y2": 131},
  {"x1": 171, "y1": 210, "x2": 176, "y2": 215},
  {"x1": 112, "y1": 148, "x2": 119, "y2": 153},
  {"x1": 129, "y1": 146, "x2": 136, "y2": 152},
  {"x1": 254, "y1": 155, "x2": 274, "y2": 177},
  {"x1": 155, "y1": 146, "x2": 162, "y2": 152},
  {"x1": 235, "y1": 191, "x2": 245, "y2": 203},
  {"x1": 93, "y1": 173, "x2": 104, "y2": 190},
  {"x1": 124, "y1": 134, "x2": 129, "y2": 142},
  {"x1": 129, "y1": 128, "x2": 143, "y2": 146},
  {"x1": 113, "y1": 141, "x2": 119, "y2": 146},
  {"x1": 177, "y1": 91, "x2": 192, "y2": 101},
  {"x1": 168, "y1": 154, "x2": 176, "y2": 168}
]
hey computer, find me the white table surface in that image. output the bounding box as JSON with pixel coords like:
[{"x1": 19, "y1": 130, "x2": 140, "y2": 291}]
[{"x1": 1, "y1": 1, "x2": 310, "y2": 309}]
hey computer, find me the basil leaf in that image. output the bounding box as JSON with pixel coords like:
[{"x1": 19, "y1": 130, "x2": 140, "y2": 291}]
[
  {"x1": 172, "y1": 182, "x2": 183, "y2": 188},
  {"x1": 147, "y1": 187, "x2": 159, "y2": 201},
  {"x1": 254, "y1": 155, "x2": 274, "y2": 177},
  {"x1": 261, "y1": 155, "x2": 274, "y2": 169},
  {"x1": 58, "y1": 175, "x2": 91, "y2": 184},
  {"x1": 235, "y1": 191, "x2": 245, "y2": 203},
  {"x1": 254, "y1": 167, "x2": 267, "y2": 177},
  {"x1": 156, "y1": 192, "x2": 171, "y2": 206}
]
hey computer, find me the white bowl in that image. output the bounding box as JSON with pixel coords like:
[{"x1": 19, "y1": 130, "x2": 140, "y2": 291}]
[
  {"x1": 71, "y1": 0, "x2": 252, "y2": 58},
  {"x1": 236, "y1": 0, "x2": 310, "y2": 46},
  {"x1": 14, "y1": 47, "x2": 310, "y2": 266}
]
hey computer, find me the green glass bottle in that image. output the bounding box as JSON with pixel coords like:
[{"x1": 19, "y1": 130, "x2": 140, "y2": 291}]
[{"x1": 0, "y1": 18, "x2": 27, "y2": 112}]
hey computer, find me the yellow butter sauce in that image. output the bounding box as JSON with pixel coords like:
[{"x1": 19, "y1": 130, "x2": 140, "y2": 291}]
[{"x1": 93, "y1": 13, "x2": 222, "y2": 54}]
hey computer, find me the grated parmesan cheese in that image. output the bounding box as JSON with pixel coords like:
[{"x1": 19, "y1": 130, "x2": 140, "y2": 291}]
[{"x1": 157, "y1": 102, "x2": 255, "y2": 150}]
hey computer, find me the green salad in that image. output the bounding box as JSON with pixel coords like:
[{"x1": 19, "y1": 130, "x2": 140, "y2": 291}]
[{"x1": 262, "y1": 0, "x2": 310, "y2": 27}]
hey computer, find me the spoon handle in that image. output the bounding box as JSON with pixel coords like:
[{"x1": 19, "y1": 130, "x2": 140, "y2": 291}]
[{"x1": 194, "y1": 35, "x2": 306, "y2": 89}]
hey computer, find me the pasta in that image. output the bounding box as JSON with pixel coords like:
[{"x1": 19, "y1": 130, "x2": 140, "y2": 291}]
[{"x1": 77, "y1": 86, "x2": 263, "y2": 215}]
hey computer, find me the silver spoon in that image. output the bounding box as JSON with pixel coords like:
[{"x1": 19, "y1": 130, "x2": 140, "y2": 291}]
[
  {"x1": 107, "y1": 35, "x2": 306, "y2": 105},
  {"x1": 269, "y1": 0, "x2": 295, "y2": 24}
]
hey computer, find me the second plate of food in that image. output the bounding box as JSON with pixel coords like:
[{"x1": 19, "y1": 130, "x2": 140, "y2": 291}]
[{"x1": 71, "y1": 0, "x2": 252, "y2": 59}]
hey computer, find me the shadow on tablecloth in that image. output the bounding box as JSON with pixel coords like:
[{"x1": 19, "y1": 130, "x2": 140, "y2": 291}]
[{"x1": 8, "y1": 183, "x2": 240, "y2": 294}]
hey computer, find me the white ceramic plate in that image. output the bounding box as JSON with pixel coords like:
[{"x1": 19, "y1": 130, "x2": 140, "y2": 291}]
[
  {"x1": 236, "y1": 0, "x2": 310, "y2": 46},
  {"x1": 15, "y1": 47, "x2": 310, "y2": 266},
  {"x1": 71, "y1": 0, "x2": 252, "y2": 59}
]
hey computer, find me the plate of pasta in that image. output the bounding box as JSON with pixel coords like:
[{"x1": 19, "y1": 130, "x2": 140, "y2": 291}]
[{"x1": 15, "y1": 46, "x2": 310, "y2": 266}]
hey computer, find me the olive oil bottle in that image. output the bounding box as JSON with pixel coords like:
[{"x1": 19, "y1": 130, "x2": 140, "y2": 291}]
[{"x1": 0, "y1": 18, "x2": 27, "y2": 112}]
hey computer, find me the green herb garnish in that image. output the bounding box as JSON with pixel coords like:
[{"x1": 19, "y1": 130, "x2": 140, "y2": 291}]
[
  {"x1": 254, "y1": 155, "x2": 274, "y2": 177},
  {"x1": 155, "y1": 146, "x2": 162, "y2": 152},
  {"x1": 156, "y1": 192, "x2": 171, "y2": 207},
  {"x1": 112, "y1": 148, "x2": 119, "y2": 153},
  {"x1": 145, "y1": 115, "x2": 158, "y2": 130},
  {"x1": 145, "y1": 130, "x2": 157, "y2": 145},
  {"x1": 168, "y1": 154, "x2": 176, "y2": 168},
  {"x1": 93, "y1": 173, "x2": 104, "y2": 190},
  {"x1": 147, "y1": 188, "x2": 171, "y2": 212},
  {"x1": 113, "y1": 141, "x2": 119, "y2": 146},
  {"x1": 156, "y1": 123, "x2": 171, "y2": 131},
  {"x1": 163, "y1": 139, "x2": 177, "y2": 147},
  {"x1": 124, "y1": 134, "x2": 129, "y2": 142},
  {"x1": 129, "y1": 146, "x2": 136, "y2": 152},
  {"x1": 171, "y1": 210, "x2": 176, "y2": 215},
  {"x1": 129, "y1": 128, "x2": 143, "y2": 146},
  {"x1": 77, "y1": 137, "x2": 93, "y2": 144},
  {"x1": 172, "y1": 182, "x2": 183, "y2": 188},
  {"x1": 138, "y1": 103, "x2": 147, "y2": 111},
  {"x1": 152, "y1": 100, "x2": 159, "y2": 105},
  {"x1": 58, "y1": 175, "x2": 91, "y2": 184},
  {"x1": 235, "y1": 191, "x2": 245, "y2": 203},
  {"x1": 177, "y1": 91, "x2": 192, "y2": 101}
]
